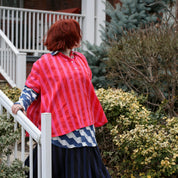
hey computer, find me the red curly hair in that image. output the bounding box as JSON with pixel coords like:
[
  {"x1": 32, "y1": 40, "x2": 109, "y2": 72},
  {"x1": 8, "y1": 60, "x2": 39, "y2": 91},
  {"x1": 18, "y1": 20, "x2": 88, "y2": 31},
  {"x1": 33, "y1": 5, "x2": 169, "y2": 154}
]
[{"x1": 44, "y1": 19, "x2": 82, "y2": 51}]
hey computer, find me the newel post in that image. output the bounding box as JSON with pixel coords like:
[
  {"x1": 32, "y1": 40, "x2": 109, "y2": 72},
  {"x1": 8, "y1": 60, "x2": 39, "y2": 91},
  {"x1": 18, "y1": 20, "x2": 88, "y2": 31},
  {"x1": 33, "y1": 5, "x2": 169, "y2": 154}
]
[{"x1": 41, "y1": 113, "x2": 52, "y2": 178}]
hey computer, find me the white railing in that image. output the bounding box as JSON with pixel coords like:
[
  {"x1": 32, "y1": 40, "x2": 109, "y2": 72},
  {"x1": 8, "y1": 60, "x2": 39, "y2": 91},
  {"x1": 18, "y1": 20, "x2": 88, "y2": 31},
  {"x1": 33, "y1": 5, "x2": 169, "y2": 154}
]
[
  {"x1": 0, "y1": 29, "x2": 26, "y2": 89},
  {"x1": 0, "y1": 90, "x2": 52, "y2": 178},
  {"x1": 0, "y1": 6, "x2": 85, "y2": 55},
  {"x1": 0, "y1": 1, "x2": 106, "y2": 88}
]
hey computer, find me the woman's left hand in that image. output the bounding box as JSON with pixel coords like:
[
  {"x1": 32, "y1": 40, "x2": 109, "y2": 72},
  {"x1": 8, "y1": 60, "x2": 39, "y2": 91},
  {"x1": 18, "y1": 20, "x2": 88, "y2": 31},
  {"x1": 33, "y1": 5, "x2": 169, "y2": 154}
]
[{"x1": 11, "y1": 104, "x2": 26, "y2": 115}]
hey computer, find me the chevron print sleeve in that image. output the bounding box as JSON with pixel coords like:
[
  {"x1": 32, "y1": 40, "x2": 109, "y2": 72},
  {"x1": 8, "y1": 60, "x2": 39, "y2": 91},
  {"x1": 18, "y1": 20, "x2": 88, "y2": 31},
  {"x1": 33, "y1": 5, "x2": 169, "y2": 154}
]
[{"x1": 14, "y1": 85, "x2": 38, "y2": 111}]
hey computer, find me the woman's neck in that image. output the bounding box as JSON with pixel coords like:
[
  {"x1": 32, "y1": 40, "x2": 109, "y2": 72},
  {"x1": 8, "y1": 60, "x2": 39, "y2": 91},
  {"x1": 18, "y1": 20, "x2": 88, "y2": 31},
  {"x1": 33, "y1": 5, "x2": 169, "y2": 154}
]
[{"x1": 62, "y1": 49, "x2": 71, "y2": 57}]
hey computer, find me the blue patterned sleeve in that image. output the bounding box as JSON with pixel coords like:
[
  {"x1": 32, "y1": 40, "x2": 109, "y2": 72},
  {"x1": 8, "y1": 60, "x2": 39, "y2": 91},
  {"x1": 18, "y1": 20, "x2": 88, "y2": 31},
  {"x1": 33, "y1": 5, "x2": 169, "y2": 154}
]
[{"x1": 15, "y1": 85, "x2": 38, "y2": 111}]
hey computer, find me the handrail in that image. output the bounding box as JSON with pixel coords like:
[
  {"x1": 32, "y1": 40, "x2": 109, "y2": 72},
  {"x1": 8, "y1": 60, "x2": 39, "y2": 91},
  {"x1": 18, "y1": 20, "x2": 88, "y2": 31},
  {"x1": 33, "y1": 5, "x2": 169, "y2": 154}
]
[
  {"x1": 0, "y1": 90, "x2": 41, "y2": 142},
  {"x1": 0, "y1": 90, "x2": 52, "y2": 178},
  {"x1": 0, "y1": 29, "x2": 19, "y2": 54}
]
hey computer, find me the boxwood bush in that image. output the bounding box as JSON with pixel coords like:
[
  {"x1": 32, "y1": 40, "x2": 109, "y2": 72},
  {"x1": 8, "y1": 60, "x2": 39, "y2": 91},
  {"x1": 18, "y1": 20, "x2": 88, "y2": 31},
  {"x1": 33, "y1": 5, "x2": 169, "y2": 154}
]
[
  {"x1": 1, "y1": 85, "x2": 177, "y2": 177},
  {"x1": 96, "y1": 88, "x2": 178, "y2": 178}
]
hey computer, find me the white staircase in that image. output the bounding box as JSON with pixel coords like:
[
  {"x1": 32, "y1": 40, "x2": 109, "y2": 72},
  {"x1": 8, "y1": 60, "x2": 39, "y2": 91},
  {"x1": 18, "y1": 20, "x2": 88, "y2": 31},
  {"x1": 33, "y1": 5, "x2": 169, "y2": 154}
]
[
  {"x1": 0, "y1": 29, "x2": 26, "y2": 89},
  {"x1": 0, "y1": 90, "x2": 52, "y2": 178}
]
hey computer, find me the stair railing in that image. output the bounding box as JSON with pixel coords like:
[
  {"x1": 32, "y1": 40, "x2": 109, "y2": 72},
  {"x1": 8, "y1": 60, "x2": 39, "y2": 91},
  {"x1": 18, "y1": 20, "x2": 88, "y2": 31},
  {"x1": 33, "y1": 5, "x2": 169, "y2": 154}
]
[
  {"x1": 0, "y1": 6, "x2": 84, "y2": 55},
  {"x1": 0, "y1": 90, "x2": 52, "y2": 178},
  {"x1": 0, "y1": 29, "x2": 26, "y2": 89}
]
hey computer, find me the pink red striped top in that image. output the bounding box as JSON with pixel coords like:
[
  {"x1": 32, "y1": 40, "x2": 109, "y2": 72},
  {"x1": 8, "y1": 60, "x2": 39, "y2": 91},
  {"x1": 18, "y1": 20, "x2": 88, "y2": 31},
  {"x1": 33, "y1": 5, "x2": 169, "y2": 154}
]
[{"x1": 25, "y1": 51, "x2": 108, "y2": 137}]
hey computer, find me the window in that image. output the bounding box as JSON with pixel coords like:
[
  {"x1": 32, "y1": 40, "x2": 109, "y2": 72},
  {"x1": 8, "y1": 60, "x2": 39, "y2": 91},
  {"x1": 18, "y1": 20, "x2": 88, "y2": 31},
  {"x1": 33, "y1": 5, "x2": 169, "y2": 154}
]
[{"x1": 0, "y1": 0, "x2": 23, "y2": 8}]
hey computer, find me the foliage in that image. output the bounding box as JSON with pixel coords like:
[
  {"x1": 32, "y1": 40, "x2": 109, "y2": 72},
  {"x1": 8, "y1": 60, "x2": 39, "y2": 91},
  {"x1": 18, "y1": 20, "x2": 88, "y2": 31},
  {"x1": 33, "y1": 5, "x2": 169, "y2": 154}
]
[
  {"x1": 0, "y1": 114, "x2": 20, "y2": 155},
  {"x1": 111, "y1": 117, "x2": 178, "y2": 177},
  {"x1": 82, "y1": 0, "x2": 174, "y2": 88},
  {"x1": 0, "y1": 86, "x2": 27, "y2": 177},
  {"x1": 0, "y1": 159, "x2": 28, "y2": 178},
  {"x1": 103, "y1": 0, "x2": 176, "y2": 43},
  {"x1": 0, "y1": 114, "x2": 27, "y2": 178},
  {"x1": 96, "y1": 88, "x2": 178, "y2": 177},
  {"x1": 106, "y1": 25, "x2": 178, "y2": 117},
  {"x1": 96, "y1": 88, "x2": 152, "y2": 132},
  {"x1": 80, "y1": 42, "x2": 109, "y2": 88},
  {"x1": 103, "y1": 0, "x2": 156, "y2": 43},
  {"x1": 0, "y1": 84, "x2": 21, "y2": 102}
]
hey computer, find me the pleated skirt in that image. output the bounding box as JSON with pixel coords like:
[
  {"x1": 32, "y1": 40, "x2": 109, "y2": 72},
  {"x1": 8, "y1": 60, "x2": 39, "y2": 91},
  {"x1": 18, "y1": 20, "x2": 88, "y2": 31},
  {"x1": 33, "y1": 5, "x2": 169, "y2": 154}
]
[{"x1": 25, "y1": 144, "x2": 111, "y2": 178}]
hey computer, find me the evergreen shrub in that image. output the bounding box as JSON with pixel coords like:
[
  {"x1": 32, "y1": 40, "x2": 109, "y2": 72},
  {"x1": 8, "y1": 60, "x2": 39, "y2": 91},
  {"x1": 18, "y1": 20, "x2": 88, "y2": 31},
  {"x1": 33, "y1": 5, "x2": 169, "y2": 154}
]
[
  {"x1": 96, "y1": 88, "x2": 178, "y2": 178},
  {"x1": 0, "y1": 114, "x2": 27, "y2": 178},
  {"x1": 83, "y1": 0, "x2": 173, "y2": 88},
  {"x1": 0, "y1": 86, "x2": 27, "y2": 177}
]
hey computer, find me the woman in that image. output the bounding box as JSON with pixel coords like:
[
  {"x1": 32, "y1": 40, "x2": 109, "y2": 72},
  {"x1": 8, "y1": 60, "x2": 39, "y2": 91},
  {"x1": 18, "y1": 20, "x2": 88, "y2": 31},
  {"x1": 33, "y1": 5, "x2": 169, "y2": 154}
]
[{"x1": 12, "y1": 19, "x2": 110, "y2": 178}]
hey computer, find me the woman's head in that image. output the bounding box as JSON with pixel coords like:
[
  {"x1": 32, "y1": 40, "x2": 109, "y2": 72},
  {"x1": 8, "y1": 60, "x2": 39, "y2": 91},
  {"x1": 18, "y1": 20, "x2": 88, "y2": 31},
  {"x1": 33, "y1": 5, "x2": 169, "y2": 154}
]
[{"x1": 44, "y1": 19, "x2": 82, "y2": 51}]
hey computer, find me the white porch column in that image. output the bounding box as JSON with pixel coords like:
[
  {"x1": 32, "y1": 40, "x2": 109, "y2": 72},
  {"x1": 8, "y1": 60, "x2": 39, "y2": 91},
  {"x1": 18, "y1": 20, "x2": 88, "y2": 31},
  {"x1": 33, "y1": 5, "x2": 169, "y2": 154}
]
[
  {"x1": 95, "y1": 0, "x2": 106, "y2": 45},
  {"x1": 82, "y1": 0, "x2": 95, "y2": 45},
  {"x1": 16, "y1": 53, "x2": 26, "y2": 89}
]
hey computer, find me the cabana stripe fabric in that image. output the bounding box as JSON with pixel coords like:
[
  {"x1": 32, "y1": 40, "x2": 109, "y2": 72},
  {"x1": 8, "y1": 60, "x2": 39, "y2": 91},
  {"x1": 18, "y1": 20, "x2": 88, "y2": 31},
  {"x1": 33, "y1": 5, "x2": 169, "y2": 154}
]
[{"x1": 25, "y1": 52, "x2": 108, "y2": 137}]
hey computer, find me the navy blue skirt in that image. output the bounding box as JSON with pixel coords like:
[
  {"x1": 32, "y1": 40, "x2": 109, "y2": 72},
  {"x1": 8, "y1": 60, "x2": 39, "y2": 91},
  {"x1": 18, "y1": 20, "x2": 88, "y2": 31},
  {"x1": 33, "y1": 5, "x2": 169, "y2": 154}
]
[{"x1": 25, "y1": 144, "x2": 111, "y2": 178}]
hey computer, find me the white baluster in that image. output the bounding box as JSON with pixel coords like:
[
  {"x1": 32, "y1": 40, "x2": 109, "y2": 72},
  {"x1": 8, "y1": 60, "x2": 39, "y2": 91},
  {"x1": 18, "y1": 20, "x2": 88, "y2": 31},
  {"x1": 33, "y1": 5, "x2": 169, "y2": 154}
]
[
  {"x1": 15, "y1": 10, "x2": 19, "y2": 48},
  {"x1": 14, "y1": 120, "x2": 18, "y2": 159},
  {"x1": 21, "y1": 127, "x2": 25, "y2": 165},
  {"x1": 32, "y1": 12, "x2": 35, "y2": 50},
  {"x1": 29, "y1": 136, "x2": 33, "y2": 178},
  {"x1": 20, "y1": 10, "x2": 23, "y2": 50},
  {"x1": 24, "y1": 11, "x2": 27, "y2": 50},
  {"x1": 28, "y1": 12, "x2": 31, "y2": 50}
]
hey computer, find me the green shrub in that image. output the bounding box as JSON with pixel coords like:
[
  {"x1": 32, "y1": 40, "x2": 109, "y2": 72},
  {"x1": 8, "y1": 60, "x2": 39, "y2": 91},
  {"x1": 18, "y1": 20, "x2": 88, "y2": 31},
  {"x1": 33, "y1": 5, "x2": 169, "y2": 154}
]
[
  {"x1": 0, "y1": 159, "x2": 27, "y2": 178},
  {"x1": 0, "y1": 86, "x2": 27, "y2": 177},
  {"x1": 106, "y1": 25, "x2": 178, "y2": 117},
  {"x1": 0, "y1": 114, "x2": 20, "y2": 155},
  {"x1": 1, "y1": 85, "x2": 177, "y2": 177},
  {"x1": 96, "y1": 88, "x2": 152, "y2": 133},
  {"x1": 96, "y1": 88, "x2": 178, "y2": 178},
  {"x1": 0, "y1": 114, "x2": 27, "y2": 178},
  {"x1": 111, "y1": 117, "x2": 178, "y2": 177},
  {"x1": 0, "y1": 84, "x2": 21, "y2": 102}
]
